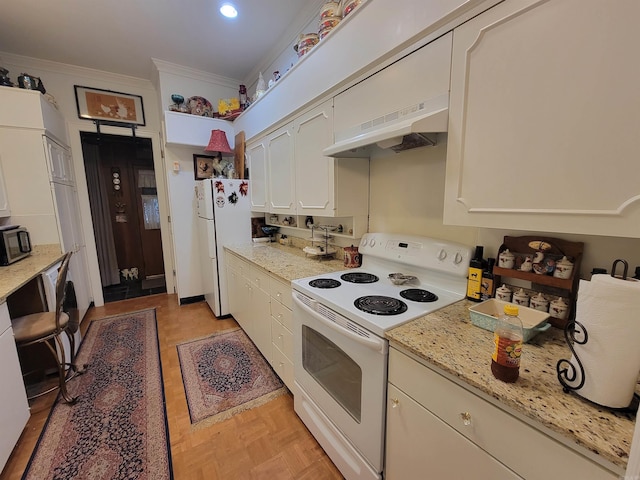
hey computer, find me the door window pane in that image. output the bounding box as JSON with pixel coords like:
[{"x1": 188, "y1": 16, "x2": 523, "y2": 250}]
[{"x1": 302, "y1": 325, "x2": 362, "y2": 422}]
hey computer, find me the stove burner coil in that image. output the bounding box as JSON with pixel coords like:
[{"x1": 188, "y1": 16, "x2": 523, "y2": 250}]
[
  {"x1": 309, "y1": 278, "x2": 342, "y2": 289},
  {"x1": 340, "y1": 272, "x2": 379, "y2": 284},
  {"x1": 400, "y1": 289, "x2": 438, "y2": 303},
  {"x1": 354, "y1": 296, "x2": 408, "y2": 315}
]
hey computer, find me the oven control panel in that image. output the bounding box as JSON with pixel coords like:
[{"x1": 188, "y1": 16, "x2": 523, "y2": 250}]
[{"x1": 359, "y1": 233, "x2": 472, "y2": 274}]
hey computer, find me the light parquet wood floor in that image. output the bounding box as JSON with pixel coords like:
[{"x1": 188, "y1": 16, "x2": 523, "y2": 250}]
[{"x1": 0, "y1": 293, "x2": 344, "y2": 480}]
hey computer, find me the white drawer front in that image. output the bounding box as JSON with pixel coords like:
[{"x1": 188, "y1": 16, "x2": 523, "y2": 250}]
[
  {"x1": 271, "y1": 316, "x2": 293, "y2": 361},
  {"x1": 251, "y1": 266, "x2": 271, "y2": 292},
  {"x1": 270, "y1": 299, "x2": 292, "y2": 331},
  {"x1": 388, "y1": 349, "x2": 618, "y2": 480},
  {"x1": 226, "y1": 252, "x2": 243, "y2": 272},
  {"x1": 271, "y1": 343, "x2": 294, "y2": 391},
  {"x1": 269, "y1": 276, "x2": 292, "y2": 309}
]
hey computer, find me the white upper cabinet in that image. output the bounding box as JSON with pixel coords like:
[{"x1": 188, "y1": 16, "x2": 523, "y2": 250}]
[
  {"x1": 246, "y1": 138, "x2": 268, "y2": 212},
  {"x1": 0, "y1": 158, "x2": 10, "y2": 217},
  {"x1": 294, "y1": 100, "x2": 369, "y2": 218},
  {"x1": 267, "y1": 123, "x2": 296, "y2": 215},
  {"x1": 444, "y1": 0, "x2": 640, "y2": 237},
  {"x1": 44, "y1": 136, "x2": 74, "y2": 185}
]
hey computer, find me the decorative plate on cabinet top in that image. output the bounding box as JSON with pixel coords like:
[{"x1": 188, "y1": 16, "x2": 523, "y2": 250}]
[{"x1": 186, "y1": 96, "x2": 213, "y2": 116}]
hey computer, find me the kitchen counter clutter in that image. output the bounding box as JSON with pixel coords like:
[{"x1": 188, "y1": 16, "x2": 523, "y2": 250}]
[
  {"x1": 0, "y1": 244, "x2": 63, "y2": 302},
  {"x1": 225, "y1": 242, "x2": 345, "y2": 283},
  {"x1": 386, "y1": 299, "x2": 635, "y2": 474}
]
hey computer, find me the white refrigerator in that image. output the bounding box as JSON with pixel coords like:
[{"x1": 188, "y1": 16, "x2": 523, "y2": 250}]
[{"x1": 196, "y1": 178, "x2": 251, "y2": 317}]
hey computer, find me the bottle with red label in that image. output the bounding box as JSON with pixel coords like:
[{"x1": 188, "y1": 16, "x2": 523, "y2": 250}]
[{"x1": 491, "y1": 304, "x2": 523, "y2": 383}]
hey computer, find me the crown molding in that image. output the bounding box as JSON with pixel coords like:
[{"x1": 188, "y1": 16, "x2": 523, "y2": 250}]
[
  {"x1": 0, "y1": 51, "x2": 153, "y2": 90},
  {"x1": 151, "y1": 58, "x2": 240, "y2": 89}
]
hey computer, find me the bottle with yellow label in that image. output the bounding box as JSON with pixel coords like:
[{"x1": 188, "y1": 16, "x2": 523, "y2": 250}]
[
  {"x1": 491, "y1": 304, "x2": 524, "y2": 383},
  {"x1": 466, "y1": 246, "x2": 484, "y2": 302}
]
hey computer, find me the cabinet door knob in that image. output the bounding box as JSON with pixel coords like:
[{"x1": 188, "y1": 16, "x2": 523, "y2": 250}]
[
  {"x1": 277, "y1": 313, "x2": 283, "y2": 320},
  {"x1": 276, "y1": 292, "x2": 282, "y2": 299},
  {"x1": 460, "y1": 411, "x2": 472, "y2": 426},
  {"x1": 391, "y1": 398, "x2": 400, "y2": 409}
]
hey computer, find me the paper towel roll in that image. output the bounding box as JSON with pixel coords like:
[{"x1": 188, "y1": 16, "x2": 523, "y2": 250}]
[{"x1": 566, "y1": 274, "x2": 640, "y2": 408}]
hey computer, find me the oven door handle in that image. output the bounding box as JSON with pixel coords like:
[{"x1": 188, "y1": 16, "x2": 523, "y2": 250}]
[{"x1": 293, "y1": 294, "x2": 387, "y2": 354}]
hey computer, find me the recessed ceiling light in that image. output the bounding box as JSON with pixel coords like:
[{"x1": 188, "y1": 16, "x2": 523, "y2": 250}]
[{"x1": 220, "y1": 3, "x2": 238, "y2": 18}]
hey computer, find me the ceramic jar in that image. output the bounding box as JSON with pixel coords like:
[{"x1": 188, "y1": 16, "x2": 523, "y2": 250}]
[
  {"x1": 553, "y1": 256, "x2": 574, "y2": 279},
  {"x1": 495, "y1": 284, "x2": 512, "y2": 302},
  {"x1": 518, "y1": 255, "x2": 533, "y2": 272},
  {"x1": 320, "y1": 1, "x2": 342, "y2": 20},
  {"x1": 318, "y1": 16, "x2": 341, "y2": 39},
  {"x1": 296, "y1": 33, "x2": 319, "y2": 58},
  {"x1": 344, "y1": 245, "x2": 361, "y2": 268},
  {"x1": 530, "y1": 293, "x2": 550, "y2": 312},
  {"x1": 512, "y1": 288, "x2": 530, "y2": 307},
  {"x1": 342, "y1": 0, "x2": 362, "y2": 17},
  {"x1": 549, "y1": 297, "x2": 569, "y2": 319},
  {"x1": 498, "y1": 249, "x2": 515, "y2": 269}
]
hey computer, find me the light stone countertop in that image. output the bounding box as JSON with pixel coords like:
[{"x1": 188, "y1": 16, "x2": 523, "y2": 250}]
[
  {"x1": 225, "y1": 243, "x2": 346, "y2": 282},
  {"x1": 0, "y1": 244, "x2": 64, "y2": 302},
  {"x1": 224, "y1": 243, "x2": 634, "y2": 472},
  {"x1": 386, "y1": 299, "x2": 635, "y2": 472}
]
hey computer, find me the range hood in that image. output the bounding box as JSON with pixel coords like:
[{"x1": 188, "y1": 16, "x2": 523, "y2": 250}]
[{"x1": 323, "y1": 94, "x2": 449, "y2": 157}]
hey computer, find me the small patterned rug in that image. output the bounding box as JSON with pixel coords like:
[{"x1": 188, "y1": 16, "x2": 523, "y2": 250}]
[
  {"x1": 22, "y1": 308, "x2": 172, "y2": 480},
  {"x1": 177, "y1": 327, "x2": 286, "y2": 427}
]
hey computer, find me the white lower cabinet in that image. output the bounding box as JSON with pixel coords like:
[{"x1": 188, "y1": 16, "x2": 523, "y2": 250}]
[
  {"x1": 226, "y1": 252, "x2": 294, "y2": 390},
  {"x1": 225, "y1": 253, "x2": 268, "y2": 347},
  {"x1": 226, "y1": 253, "x2": 270, "y2": 355},
  {"x1": 386, "y1": 383, "x2": 520, "y2": 480},
  {"x1": 0, "y1": 302, "x2": 30, "y2": 471},
  {"x1": 269, "y1": 276, "x2": 294, "y2": 390},
  {"x1": 386, "y1": 348, "x2": 619, "y2": 480}
]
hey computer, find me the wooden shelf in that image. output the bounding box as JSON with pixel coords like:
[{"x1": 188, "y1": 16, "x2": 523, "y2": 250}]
[
  {"x1": 493, "y1": 235, "x2": 584, "y2": 329},
  {"x1": 492, "y1": 266, "x2": 575, "y2": 291}
]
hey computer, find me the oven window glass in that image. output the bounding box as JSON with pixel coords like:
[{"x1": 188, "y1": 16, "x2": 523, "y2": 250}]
[{"x1": 301, "y1": 325, "x2": 362, "y2": 423}]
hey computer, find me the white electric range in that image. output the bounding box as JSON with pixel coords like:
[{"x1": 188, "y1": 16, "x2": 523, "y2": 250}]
[{"x1": 291, "y1": 233, "x2": 472, "y2": 480}]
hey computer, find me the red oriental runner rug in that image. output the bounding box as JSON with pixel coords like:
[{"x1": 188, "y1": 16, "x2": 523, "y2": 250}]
[
  {"x1": 22, "y1": 308, "x2": 172, "y2": 480},
  {"x1": 177, "y1": 327, "x2": 286, "y2": 427}
]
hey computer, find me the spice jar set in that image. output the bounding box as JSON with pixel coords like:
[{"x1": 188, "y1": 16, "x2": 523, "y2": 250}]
[
  {"x1": 498, "y1": 249, "x2": 574, "y2": 279},
  {"x1": 495, "y1": 284, "x2": 569, "y2": 320}
]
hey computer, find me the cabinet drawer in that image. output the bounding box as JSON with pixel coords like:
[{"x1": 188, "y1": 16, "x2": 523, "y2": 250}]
[
  {"x1": 250, "y1": 266, "x2": 271, "y2": 292},
  {"x1": 227, "y1": 253, "x2": 246, "y2": 274},
  {"x1": 271, "y1": 316, "x2": 293, "y2": 361},
  {"x1": 269, "y1": 276, "x2": 292, "y2": 309},
  {"x1": 388, "y1": 349, "x2": 618, "y2": 480},
  {"x1": 271, "y1": 343, "x2": 294, "y2": 391},
  {"x1": 270, "y1": 299, "x2": 292, "y2": 331}
]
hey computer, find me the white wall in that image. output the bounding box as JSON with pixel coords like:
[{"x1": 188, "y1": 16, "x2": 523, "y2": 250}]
[
  {"x1": 152, "y1": 62, "x2": 244, "y2": 301},
  {"x1": 0, "y1": 51, "x2": 174, "y2": 305},
  {"x1": 369, "y1": 139, "x2": 640, "y2": 280}
]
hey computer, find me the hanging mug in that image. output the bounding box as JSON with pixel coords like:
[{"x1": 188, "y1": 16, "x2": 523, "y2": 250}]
[{"x1": 344, "y1": 245, "x2": 361, "y2": 268}]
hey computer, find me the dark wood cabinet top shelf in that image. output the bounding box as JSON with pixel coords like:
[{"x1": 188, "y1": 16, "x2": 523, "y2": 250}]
[{"x1": 492, "y1": 266, "x2": 576, "y2": 291}]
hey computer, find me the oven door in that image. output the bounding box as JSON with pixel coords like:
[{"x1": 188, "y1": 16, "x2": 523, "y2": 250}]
[{"x1": 292, "y1": 291, "x2": 387, "y2": 475}]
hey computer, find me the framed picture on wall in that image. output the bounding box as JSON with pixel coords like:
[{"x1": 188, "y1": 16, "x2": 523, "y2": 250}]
[
  {"x1": 74, "y1": 85, "x2": 146, "y2": 126},
  {"x1": 193, "y1": 154, "x2": 217, "y2": 180}
]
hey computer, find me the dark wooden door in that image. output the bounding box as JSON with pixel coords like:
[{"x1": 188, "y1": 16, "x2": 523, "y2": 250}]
[{"x1": 83, "y1": 133, "x2": 164, "y2": 281}]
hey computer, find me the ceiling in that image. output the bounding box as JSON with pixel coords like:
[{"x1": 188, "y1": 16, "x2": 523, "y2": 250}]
[{"x1": 0, "y1": 0, "x2": 325, "y2": 82}]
